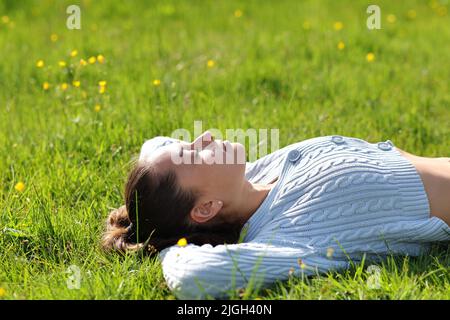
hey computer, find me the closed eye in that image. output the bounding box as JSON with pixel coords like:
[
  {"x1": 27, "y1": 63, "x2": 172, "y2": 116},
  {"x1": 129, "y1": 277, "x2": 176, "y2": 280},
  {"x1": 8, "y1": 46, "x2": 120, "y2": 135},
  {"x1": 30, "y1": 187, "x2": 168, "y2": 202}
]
[{"x1": 179, "y1": 146, "x2": 200, "y2": 161}]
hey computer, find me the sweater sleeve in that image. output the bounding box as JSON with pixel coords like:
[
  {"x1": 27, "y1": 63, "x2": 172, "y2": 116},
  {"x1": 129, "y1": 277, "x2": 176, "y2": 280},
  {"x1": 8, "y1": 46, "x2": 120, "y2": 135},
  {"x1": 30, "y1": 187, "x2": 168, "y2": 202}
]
[{"x1": 159, "y1": 241, "x2": 325, "y2": 299}]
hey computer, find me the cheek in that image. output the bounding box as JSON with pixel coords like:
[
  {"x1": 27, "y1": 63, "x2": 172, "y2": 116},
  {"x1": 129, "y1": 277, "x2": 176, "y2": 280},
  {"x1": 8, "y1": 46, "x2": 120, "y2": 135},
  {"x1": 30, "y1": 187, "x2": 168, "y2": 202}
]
[
  {"x1": 208, "y1": 144, "x2": 246, "y2": 181},
  {"x1": 174, "y1": 163, "x2": 216, "y2": 192},
  {"x1": 175, "y1": 161, "x2": 246, "y2": 192},
  {"x1": 174, "y1": 164, "x2": 199, "y2": 186},
  {"x1": 173, "y1": 148, "x2": 246, "y2": 192},
  {"x1": 209, "y1": 163, "x2": 245, "y2": 189}
]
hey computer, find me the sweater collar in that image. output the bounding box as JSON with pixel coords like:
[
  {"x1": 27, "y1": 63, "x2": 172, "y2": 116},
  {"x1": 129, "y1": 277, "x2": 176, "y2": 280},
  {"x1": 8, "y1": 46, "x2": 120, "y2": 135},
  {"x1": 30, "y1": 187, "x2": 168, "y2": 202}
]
[{"x1": 241, "y1": 151, "x2": 297, "y2": 241}]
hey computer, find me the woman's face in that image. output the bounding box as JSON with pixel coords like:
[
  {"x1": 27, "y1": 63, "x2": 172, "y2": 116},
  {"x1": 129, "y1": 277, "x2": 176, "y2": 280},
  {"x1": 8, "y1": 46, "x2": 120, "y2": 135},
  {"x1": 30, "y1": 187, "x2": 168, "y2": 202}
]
[{"x1": 145, "y1": 131, "x2": 247, "y2": 199}]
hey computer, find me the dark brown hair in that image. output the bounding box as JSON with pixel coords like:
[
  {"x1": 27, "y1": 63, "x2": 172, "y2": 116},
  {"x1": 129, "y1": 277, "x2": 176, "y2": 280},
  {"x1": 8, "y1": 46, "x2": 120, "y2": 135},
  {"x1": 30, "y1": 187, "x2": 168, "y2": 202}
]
[{"x1": 102, "y1": 161, "x2": 243, "y2": 255}]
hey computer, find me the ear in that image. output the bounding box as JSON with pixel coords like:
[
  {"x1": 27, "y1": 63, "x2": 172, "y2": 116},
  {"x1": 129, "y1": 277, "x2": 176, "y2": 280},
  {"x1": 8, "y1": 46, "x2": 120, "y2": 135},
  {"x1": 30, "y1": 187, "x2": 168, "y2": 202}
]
[{"x1": 190, "y1": 200, "x2": 223, "y2": 224}]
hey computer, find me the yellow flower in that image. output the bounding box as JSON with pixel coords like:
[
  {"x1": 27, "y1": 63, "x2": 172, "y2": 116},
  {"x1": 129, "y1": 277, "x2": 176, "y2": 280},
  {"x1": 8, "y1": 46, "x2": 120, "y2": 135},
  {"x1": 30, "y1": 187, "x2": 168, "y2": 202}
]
[
  {"x1": 97, "y1": 54, "x2": 105, "y2": 64},
  {"x1": 234, "y1": 9, "x2": 243, "y2": 18},
  {"x1": 70, "y1": 50, "x2": 78, "y2": 57},
  {"x1": 207, "y1": 59, "x2": 215, "y2": 68},
  {"x1": 0, "y1": 287, "x2": 6, "y2": 297},
  {"x1": 326, "y1": 247, "x2": 335, "y2": 259},
  {"x1": 58, "y1": 61, "x2": 67, "y2": 67},
  {"x1": 94, "y1": 104, "x2": 101, "y2": 112},
  {"x1": 333, "y1": 21, "x2": 344, "y2": 31},
  {"x1": 61, "y1": 83, "x2": 69, "y2": 91},
  {"x1": 302, "y1": 20, "x2": 311, "y2": 30},
  {"x1": 297, "y1": 258, "x2": 306, "y2": 270},
  {"x1": 177, "y1": 237, "x2": 188, "y2": 247},
  {"x1": 366, "y1": 52, "x2": 375, "y2": 62},
  {"x1": 50, "y1": 33, "x2": 58, "y2": 42},
  {"x1": 297, "y1": 258, "x2": 307, "y2": 270},
  {"x1": 98, "y1": 81, "x2": 107, "y2": 94},
  {"x1": 88, "y1": 56, "x2": 96, "y2": 64},
  {"x1": 2, "y1": 16, "x2": 10, "y2": 24},
  {"x1": 43, "y1": 82, "x2": 50, "y2": 90},
  {"x1": 79, "y1": 59, "x2": 88, "y2": 66},
  {"x1": 407, "y1": 9, "x2": 417, "y2": 19},
  {"x1": 15, "y1": 181, "x2": 25, "y2": 192},
  {"x1": 72, "y1": 80, "x2": 80, "y2": 88},
  {"x1": 36, "y1": 60, "x2": 44, "y2": 68},
  {"x1": 337, "y1": 41, "x2": 345, "y2": 50},
  {"x1": 152, "y1": 79, "x2": 161, "y2": 86},
  {"x1": 387, "y1": 14, "x2": 397, "y2": 23}
]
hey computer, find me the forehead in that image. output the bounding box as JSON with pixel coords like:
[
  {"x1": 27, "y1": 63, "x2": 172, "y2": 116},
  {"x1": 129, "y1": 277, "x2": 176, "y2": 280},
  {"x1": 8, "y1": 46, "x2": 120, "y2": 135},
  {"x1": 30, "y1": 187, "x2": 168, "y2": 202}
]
[{"x1": 146, "y1": 142, "x2": 181, "y2": 168}]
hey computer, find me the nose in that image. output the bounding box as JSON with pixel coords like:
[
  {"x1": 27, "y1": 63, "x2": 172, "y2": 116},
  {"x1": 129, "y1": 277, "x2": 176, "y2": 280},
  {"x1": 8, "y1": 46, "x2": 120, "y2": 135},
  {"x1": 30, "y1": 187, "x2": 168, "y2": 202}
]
[{"x1": 191, "y1": 131, "x2": 215, "y2": 150}]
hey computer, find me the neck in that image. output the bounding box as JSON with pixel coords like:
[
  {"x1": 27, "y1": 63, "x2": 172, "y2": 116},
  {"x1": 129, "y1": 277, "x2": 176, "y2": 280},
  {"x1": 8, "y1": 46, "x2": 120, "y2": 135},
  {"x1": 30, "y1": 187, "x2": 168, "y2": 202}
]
[{"x1": 231, "y1": 179, "x2": 274, "y2": 226}]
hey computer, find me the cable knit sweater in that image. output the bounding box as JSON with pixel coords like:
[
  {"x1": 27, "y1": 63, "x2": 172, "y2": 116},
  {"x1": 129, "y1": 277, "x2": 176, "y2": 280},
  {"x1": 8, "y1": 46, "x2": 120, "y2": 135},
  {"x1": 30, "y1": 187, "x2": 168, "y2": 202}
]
[{"x1": 158, "y1": 135, "x2": 450, "y2": 299}]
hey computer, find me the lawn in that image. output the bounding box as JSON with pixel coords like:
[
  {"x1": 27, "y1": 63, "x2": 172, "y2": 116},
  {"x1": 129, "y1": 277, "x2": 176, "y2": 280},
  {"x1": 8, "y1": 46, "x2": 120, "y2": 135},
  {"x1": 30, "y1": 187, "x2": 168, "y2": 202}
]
[{"x1": 0, "y1": 0, "x2": 449, "y2": 300}]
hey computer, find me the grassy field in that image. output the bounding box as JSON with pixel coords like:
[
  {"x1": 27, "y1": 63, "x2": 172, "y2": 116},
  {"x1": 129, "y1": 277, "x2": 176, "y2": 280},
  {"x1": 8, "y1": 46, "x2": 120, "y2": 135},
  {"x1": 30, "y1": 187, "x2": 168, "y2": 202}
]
[{"x1": 0, "y1": 0, "x2": 449, "y2": 300}]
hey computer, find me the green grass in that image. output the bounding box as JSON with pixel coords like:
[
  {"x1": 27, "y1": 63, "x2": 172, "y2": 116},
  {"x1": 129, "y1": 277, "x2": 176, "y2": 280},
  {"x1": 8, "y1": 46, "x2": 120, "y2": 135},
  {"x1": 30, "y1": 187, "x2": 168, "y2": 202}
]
[{"x1": 0, "y1": 0, "x2": 449, "y2": 299}]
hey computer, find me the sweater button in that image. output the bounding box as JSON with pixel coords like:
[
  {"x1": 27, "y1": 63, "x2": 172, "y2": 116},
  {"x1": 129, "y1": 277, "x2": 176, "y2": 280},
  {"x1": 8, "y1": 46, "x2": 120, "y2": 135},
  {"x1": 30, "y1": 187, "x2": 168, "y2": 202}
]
[
  {"x1": 288, "y1": 150, "x2": 301, "y2": 162},
  {"x1": 331, "y1": 135, "x2": 345, "y2": 144},
  {"x1": 377, "y1": 142, "x2": 392, "y2": 151}
]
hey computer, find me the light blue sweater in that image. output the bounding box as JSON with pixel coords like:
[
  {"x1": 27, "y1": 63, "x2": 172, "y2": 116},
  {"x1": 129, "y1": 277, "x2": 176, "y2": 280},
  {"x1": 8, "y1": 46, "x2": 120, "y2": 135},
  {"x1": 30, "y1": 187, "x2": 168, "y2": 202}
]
[{"x1": 156, "y1": 135, "x2": 450, "y2": 299}]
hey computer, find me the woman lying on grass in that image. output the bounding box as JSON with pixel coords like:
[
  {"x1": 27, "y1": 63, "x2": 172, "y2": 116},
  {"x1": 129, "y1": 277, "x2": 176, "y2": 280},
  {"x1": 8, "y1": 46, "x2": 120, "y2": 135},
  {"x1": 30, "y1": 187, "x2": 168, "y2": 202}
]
[{"x1": 102, "y1": 131, "x2": 450, "y2": 299}]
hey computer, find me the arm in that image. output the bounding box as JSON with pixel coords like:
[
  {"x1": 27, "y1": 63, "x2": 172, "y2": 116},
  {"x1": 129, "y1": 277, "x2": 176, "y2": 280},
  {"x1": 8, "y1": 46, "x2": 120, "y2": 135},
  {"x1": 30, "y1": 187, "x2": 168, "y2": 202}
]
[{"x1": 159, "y1": 241, "x2": 321, "y2": 299}]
